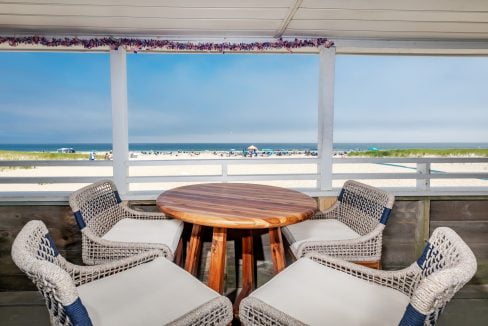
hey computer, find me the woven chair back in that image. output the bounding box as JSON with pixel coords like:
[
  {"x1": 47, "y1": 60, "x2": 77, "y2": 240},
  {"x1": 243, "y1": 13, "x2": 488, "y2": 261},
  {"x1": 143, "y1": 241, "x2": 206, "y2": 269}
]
[
  {"x1": 406, "y1": 227, "x2": 477, "y2": 325},
  {"x1": 69, "y1": 179, "x2": 122, "y2": 234},
  {"x1": 11, "y1": 220, "x2": 75, "y2": 325},
  {"x1": 337, "y1": 180, "x2": 395, "y2": 235}
]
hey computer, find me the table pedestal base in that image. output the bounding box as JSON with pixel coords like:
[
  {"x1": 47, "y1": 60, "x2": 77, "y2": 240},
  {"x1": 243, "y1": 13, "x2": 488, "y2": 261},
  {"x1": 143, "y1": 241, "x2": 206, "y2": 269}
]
[{"x1": 184, "y1": 225, "x2": 287, "y2": 314}]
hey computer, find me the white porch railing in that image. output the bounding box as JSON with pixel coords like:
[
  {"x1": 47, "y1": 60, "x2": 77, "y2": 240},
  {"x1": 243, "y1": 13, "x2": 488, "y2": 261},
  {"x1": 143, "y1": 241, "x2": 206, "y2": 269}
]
[{"x1": 0, "y1": 156, "x2": 487, "y2": 201}]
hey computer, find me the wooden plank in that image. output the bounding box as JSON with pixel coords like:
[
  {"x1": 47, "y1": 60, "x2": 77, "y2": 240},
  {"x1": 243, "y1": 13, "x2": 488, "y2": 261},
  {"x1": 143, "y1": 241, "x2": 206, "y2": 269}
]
[
  {"x1": 295, "y1": 8, "x2": 488, "y2": 22},
  {"x1": 437, "y1": 299, "x2": 488, "y2": 326},
  {"x1": 0, "y1": 306, "x2": 50, "y2": 326},
  {"x1": 430, "y1": 200, "x2": 488, "y2": 221},
  {"x1": 0, "y1": 275, "x2": 36, "y2": 292},
  {"x1": 288, "y1": 19, "x2": 488, "y2": 33},
  {"x1": 301, "y1": 0, "x2": 488, "y2": 12},
  {"x1": 0, "y1": 25, "x2": 278, "y2": 37},
  {"x1": 0, "y1": 4, "x2": 288, "y2": 20},
  {"x1": 430, "y1": 221, "x2": 488, "y2": 244},
  {"x1": 285, "y1": 29, "x2": 488, "y2": 39},
  {"x1": 0, "y1": 0, "x2": 293, "y2": 8},
  {"x1": 0, "y1": 291, "x2": 44, "y2": 305},
  {"x1": 0, "y1": 15, "x2": 282, "y2": 30},
  {"x1": 455, "y1": 285, "x2": 488, "y2": 299}
]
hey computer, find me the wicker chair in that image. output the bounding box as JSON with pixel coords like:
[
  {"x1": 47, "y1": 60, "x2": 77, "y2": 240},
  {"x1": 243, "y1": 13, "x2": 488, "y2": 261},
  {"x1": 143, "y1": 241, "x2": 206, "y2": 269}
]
[
  {"x1": 282, "y1": 180, "x2": 395, "y2": 268},
  {"x1": 240, "y1": 227, "x2": 477, "y2": 326},
  {"x1": 11, "y1": 220, "x2": 233, "y2": 326},
  {"x1": 69, "y1": 180, "x2": 184, "y2": 265}
]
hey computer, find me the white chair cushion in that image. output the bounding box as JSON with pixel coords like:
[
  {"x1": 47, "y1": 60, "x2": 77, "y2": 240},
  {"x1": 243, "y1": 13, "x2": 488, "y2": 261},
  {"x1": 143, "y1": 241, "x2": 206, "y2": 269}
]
[
  {"x1": 284, "y1": 219, "x2": 360, "y2": 255},
  {"x1": 77, "y1": 257, "x2": 220, "y2": 326},
  {"x1": 248, "y1": 258, "x2": 409, "y2": 326},
  {"x1": 101, "y1": 218, "x2": 183, "y2": 253}
]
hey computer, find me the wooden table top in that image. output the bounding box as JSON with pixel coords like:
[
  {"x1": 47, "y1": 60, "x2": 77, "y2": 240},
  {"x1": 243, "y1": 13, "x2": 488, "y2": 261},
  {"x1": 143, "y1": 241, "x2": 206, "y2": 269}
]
[{"x1": 156, "y1": 183, "x2": 318, "y2": 229}]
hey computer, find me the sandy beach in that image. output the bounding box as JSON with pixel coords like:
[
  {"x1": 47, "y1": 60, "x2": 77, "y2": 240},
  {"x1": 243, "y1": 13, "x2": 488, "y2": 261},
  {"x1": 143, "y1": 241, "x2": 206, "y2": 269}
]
[{"x1": 1, "y1": 151, "x2": 487, "y2": 192}]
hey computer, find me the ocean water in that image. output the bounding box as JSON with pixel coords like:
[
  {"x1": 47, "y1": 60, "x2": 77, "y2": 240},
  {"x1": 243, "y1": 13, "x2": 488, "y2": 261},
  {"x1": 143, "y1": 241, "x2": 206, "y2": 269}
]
[{"x1": 0, "y1": 143, "x2": 487, "y2": 153}]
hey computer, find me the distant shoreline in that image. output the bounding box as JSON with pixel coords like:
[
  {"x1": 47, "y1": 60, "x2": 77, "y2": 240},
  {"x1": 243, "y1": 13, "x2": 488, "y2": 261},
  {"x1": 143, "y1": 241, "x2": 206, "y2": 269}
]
[
  {"x1": 1, "y1": 147, "x2": 488, "y2": 161},
  {"x1": 0, "y1": 142, "x2": 487, "y2": 154}
]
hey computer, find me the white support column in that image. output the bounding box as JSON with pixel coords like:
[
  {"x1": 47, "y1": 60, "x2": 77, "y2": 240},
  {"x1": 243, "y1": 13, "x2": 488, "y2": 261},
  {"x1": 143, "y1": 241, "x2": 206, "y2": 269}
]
[
  {"x1": 110, "y1": 48, "x2": 129, "y2": 196},
  {"x1": 317, "y1": 46, "x2": 336, "y2": 191}
]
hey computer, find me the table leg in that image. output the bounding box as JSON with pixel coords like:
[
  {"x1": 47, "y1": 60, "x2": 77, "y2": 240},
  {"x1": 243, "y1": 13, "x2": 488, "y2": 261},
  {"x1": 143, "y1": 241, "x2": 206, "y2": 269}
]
[
  {"x1": 208, "y1": 227, "x2": 227, "y2": 294},
  {"x1": 233, "y1": 230, "x2": 254, "y2": 316},
  {"x1": 269, "y1": 227, "x2": 286, "y2": 274},
  {"x1": 185, "y1": 224, "x2": 203, "y2": 276}
]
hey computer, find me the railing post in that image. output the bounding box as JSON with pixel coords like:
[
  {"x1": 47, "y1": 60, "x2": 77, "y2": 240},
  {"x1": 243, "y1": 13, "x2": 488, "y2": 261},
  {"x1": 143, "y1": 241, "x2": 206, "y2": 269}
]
[
  {"x1": 416, "y1": 163, "x2": 431, "y2": 191},
  {"x1": 110, "y1": 48, "x2": 129, "y2": 196},
  {"x1": 317, "y1": 46, "x2": 336, "y2": 191}
]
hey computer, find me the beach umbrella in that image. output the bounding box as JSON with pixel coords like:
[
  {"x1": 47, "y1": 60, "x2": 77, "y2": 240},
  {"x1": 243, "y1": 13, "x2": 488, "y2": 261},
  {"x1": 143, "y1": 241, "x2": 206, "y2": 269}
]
[{"x1": 247, "y1": 145, "x2": 258, "y2": 151}]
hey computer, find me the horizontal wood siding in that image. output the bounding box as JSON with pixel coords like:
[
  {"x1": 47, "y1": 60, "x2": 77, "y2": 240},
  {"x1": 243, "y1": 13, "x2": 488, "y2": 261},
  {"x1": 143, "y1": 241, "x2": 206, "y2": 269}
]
[
  {"x1": 0, "y1": 205, "x2": 80, "y2": 291},
  {"x1": 430, "y1": 200, "x2": 488, "y2": 285},
  {"x1": 0, "y1": 198, "x2": 487, "y2": 292}
]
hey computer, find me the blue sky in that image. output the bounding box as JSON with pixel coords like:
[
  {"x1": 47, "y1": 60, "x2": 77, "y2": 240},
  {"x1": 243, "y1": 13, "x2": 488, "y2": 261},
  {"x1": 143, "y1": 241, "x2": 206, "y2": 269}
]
[{"x1": 0, "y1": 52, "x2": 486, "y2": 143}]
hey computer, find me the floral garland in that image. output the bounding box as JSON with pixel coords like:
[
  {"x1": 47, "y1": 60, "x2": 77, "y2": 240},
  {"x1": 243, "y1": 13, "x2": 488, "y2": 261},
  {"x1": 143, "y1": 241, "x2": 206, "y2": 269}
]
[{"x1": 0, "y1": 36, "x2": 333, "y2": 52}]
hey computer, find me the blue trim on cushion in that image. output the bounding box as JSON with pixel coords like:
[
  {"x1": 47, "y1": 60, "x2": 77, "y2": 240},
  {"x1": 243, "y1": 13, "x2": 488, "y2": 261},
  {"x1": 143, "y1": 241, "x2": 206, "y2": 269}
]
[
  {"x1": 114, "y1": 190, "x2": 122, "y2": 204},
  {"x1": 399, "y1": 303, "x2": 426, "y2": 326},
  {"x1": 337, "y1": 188, "x2": 345, "y2": 202},
  {"x1": 44, "y1": 233, "x2": 59, "y2": 257},
  {"x1": 64, "y1": 297, "x2": 92, "y2": 326},
  {"x1": 73, "y1": 211, "x2": 86, "y2": 230},
  {"x1": 380, "y1": 207, "x2": 392, "y2": 225},
  {"x1": 417, "y1": 241, "x2": 433, "y2": 268}
]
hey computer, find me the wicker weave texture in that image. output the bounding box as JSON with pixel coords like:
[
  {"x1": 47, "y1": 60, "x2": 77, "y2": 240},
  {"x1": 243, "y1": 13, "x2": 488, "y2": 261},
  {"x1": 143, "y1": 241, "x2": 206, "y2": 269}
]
[
  {"x1": 69, "y1": 179, "x2": 178, "y2": 265},
  {"x1": 240, "y1": 227, "x2": 477, "y2": 326},
  {"x1": 288, "y1": 180, "x2": 394, "y2": 262},
  {"x1": 12, "y1": 220, "x2": 233, "y2": 326}
]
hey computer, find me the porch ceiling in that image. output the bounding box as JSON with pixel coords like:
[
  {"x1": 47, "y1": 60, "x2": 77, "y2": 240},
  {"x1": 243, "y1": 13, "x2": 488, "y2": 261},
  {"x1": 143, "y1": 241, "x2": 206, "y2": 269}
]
[{"x1": 0, "y1": 0, "x2": 488, "y2": 41}]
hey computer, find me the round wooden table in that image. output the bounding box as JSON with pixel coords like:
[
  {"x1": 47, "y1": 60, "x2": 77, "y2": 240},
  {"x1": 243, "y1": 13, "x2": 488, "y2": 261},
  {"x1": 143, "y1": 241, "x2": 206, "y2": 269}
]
[{"x1": 156, "y1": 183, "x2": 317, "y2": 311}]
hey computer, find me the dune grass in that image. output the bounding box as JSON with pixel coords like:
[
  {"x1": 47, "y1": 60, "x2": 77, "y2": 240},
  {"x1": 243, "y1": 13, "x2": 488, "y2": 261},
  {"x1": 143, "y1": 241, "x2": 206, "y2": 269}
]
[
  {"x1": 0, "y1": 150, "x2": 89, "y2": 160},
  {"x1": 347, "y1": 148, "x2": 488, "y2": 157}
]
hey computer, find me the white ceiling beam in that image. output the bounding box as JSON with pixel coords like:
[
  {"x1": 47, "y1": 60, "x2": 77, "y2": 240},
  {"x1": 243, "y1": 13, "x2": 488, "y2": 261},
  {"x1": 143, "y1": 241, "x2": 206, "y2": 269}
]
[{"x1": 274, "y1": 0, "x2": 302, "y2": 38}]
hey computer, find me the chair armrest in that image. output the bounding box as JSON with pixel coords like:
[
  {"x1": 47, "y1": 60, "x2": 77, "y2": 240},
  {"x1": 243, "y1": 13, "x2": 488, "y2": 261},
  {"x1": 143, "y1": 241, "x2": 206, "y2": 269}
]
[
  {"x1": 294, "y1": 224, "x2": 385, "y2": 260},
  {"x1": 120, "y1": 201, "x2": 170, "y2": 220},
  {"x1": 306, "y1": 253, "x2": 421, "y2": 296},
  {"x1": 81, "y1": 227, "x2": 174, "y2": 261},
  {"x1": 311, "y1": 201, "x2": 340, "y2": 220},
  {"x1": 410, "y1": 268, "x2": 475, "y2": 315},
  {"x1": 62, "y1": 249, "x2": 164, "y2": 286}
]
